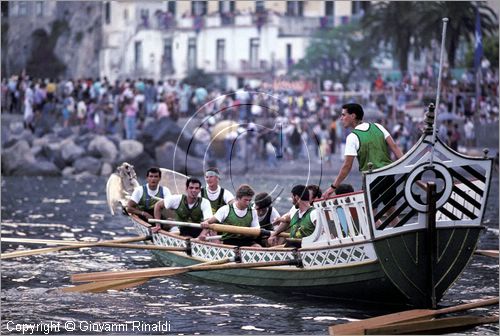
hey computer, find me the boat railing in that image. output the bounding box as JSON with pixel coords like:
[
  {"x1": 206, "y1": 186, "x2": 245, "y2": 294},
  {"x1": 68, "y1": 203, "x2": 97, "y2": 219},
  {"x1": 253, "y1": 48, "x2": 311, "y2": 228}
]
[
  {"x1": 305, "y1": 191, "x2": 371, "y2": 247},
  {"x1": 364, "y1": 134, "x2": 492, "y2": 239}
]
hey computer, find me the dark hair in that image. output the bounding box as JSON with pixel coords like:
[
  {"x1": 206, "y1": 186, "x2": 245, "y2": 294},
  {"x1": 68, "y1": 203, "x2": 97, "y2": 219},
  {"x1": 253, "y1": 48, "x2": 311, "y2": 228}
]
[
  {"x1": 335, "y1": 184, "x2": 354, "y2": 195},
  {"x1": 236, "y1": 184, "x2": 255, "y2": 198},
  {"x1": 291, "y1": 185, "x2": 309, "y2": 201},
  {"x1": 186, "y1": 177, "x2": 202, "y2": 188},
  {"x1": 342, "y1": 103, "x2": 364, "y2": 121},
  {"x1": 307, "y1": 185, "x2": 322, "y2": 199},
  {"x1": 254, "y1": 192, "x2": 272, "y2": 209},
  {"x1": 146, "y1": 167, "x2": 161, "y2": 177}
]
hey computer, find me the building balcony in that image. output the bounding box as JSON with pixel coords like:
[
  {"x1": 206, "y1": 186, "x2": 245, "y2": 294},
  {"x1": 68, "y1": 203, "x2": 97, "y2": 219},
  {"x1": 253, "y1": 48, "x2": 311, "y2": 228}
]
[
  {"x1": 137, "y1": 12, "x2": 177, "y2": 31},
  {"x1": 277, "y1": 16, "x2": 321, "y2": 36}
]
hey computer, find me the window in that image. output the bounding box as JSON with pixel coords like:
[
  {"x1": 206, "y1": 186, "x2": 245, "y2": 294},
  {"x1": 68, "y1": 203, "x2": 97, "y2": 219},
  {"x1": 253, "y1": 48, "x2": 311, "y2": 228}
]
[
  {"x1": 166, "y1": 0, "x2": 176, "y2": 15},
  {"x1": 286, "y1": 1, "x2": 303, "y2": 17},
  {"x1": 140, "y1": 8, "x2": 149, "y2": 19},
  {"x1": 216, "y1": 39, "x2": 225, "y2": 70},
  {"x1": 104, "y1": 2, "x2": 111, "y2": 24},
  {"x1": 18, "y1": 1, "x2": 28, "y2": 16},
  {"x1": 286, "y1": 43, "x2": 293, "y2": 70},
  {"x1": 35, "y1": 1, "x2": 44, "y2": 16},
  {"x1": 218, "y1": 1, "x2": 235, "y2": 13},
  {"x1": 134, "y1": 41, "x2": 142, "y2": 70},
  {"x1": 124, "y1": 9, "x2": 129, "y2": 20},
  {"x1": 325, "y1": 1, "x2": 334, "y2": 16},
  {"x1": 249, "y1": 38, "x2": 259, "y2": 69},
  {"x1": 191, "y1": 1, "x2": 207, "y2": 16},
  {"x1": 1, "y1": 2, "x2": 8, "y2": 17},
  {"x1": 163, "y1": 38, "x2": 173, "y2": 73},
  {"x1": 255, "y1": 0, "x2": 265, "y2": 13},
  {"x1": 187, "y1": 37, "x2": 197, "y2": 70}
]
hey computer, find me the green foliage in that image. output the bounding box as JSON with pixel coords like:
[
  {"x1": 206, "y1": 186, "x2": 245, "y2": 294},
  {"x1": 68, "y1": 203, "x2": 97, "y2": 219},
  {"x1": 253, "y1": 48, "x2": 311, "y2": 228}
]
[
  {"x1": 182, "y1": 68, "x2": 214, "y2": 88},
  {"x1": 464, "y1": 33, "x2": 499, "y2": 69},
  {"x1": 291, "y1": 22, "x2": 378, "y2": 87}
]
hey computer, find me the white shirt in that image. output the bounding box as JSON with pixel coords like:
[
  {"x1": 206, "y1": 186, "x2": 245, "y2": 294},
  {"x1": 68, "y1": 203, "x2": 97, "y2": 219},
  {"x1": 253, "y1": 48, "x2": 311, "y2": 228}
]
[
  {"x1": 130, "y1": 185, "x2": 171, "y2": 204},
  {"x1": 214, "y1": 204, "x2": 260, "y2": 228},
  {"x1": 163, "y1": 194, "x2": 213, "y2": 220},
  {"x1": 200, "y1": 185, "x2": 234, "y2": 204},
  {"x1": 344, "y1": 122, "x2": 390, "y2": 157},
  {"x1": 293, "y1": 207, "x2": 318, "y2": 225},
  {"x1": 254, "y1": 206, "x2": 280, "y2": 224}
]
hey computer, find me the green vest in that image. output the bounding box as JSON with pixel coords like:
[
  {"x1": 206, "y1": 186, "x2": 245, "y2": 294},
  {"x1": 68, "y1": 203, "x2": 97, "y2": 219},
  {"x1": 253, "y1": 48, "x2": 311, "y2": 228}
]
[
  {"x1": 139, "y1": 185, "x2": 164, "y2": 212},
  {"x1": 201, "y1": 187, "x2": 227, "y2": 214},
  {"x1": 351, "y1": 123, "x2": 392, "y2": 171},
  {"x1": 221, "y1": 204, "x2": 253, "y2": 241},
  {"x1": 175, "y1": 195, "x2": 204, "y2": 223},
  {"x1": 290, "y1": 207, "x2": 315, "y2": 239}
]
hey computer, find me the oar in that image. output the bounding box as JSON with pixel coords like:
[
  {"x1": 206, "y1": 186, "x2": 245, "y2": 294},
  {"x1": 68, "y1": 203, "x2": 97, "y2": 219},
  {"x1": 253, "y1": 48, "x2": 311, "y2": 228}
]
[
  {"x1": 149, "y1": 219, "x2": 290, "y2": 238},
  {"x1": 329, "y1": 297, "x2": 499, "y2": 335},
  {"x1": 1, "y1": 236, "x2": 149, "y2": 259},
  {"x1": 475, "y1": 249, "x2": 499, "y2": 258},
  {"x1": 2, "y1": 237, "x2": 93, "y2": 245},
  {"x1": 63, "y1": 258, "x2": 234, "y2": 293},
  {"x1": 72, "y1": 258, "x2": 298, "y2": 283}
]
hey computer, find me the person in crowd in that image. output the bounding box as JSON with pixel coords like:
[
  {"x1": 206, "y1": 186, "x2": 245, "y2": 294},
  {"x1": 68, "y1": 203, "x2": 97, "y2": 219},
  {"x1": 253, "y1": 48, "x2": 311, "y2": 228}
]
[
  {"x1": 268, "y1": 185, "x2": 318, "y2": 247},
  {"x1": 127, "y1": 167, "x2": 171, "y2": 221},
  {"x1": 153, "y1": 177, "x2": 212, "y2": 237},
  {"x1": 200, "y1": 184, "x2": 260, "y2": 247}
]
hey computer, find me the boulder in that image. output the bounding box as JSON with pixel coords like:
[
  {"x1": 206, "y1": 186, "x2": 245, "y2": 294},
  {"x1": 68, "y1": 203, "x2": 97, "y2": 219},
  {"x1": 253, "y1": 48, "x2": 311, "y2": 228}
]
[
  {"x1": 38, "y1": 144, "x2": 66, "y2": 170},
  {"x1": 100, "y1": 162, "x2": 113, "y2": 176},
  {"x1": 88, "y1": 135, "x2": 118, "y2": 163},
  {"x1": 60, "y1": 139, "x2": 85, "y2": 164},
  {"x1": 73, "y1": 156, "x2": 102, "y2": 175},
  {"x1": 119, "y1": 139, "x2": 144, "y2": 162},
  {"x1": 9, "y1": 122, "x2": 24, "y2": 135},
  {"x1": 1, "y1": 140, "x2": 36, "y2": 175},
  {"x1": 1, "y1": 126, "x2": 9, "y2": 148},
  {"x1": 12, "y1": 160, "x2": 60, "y2": 176},
  {"x1": 155, "y1": 142, "x2": 204, "y2": 176},
  {"x1": 57, "y1": 127, "x2": 74, "y2": 139},
  {"x1": 62, "y1": 166, "x2": 75, "y2": 176}
]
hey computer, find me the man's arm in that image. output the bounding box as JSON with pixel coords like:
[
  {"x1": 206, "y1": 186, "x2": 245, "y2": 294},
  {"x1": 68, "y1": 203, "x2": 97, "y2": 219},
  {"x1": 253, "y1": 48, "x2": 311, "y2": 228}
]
[
  {"x1": 386, "y1": 136, "x2": 403, "y2": 160},
  {"x1": 323, "y1": 155, "x2": 355, "y2": 198},
  {"x1": 153, "y1": 200, "x2": 165, "y2": 219},
  {"x1": 126, "y1": 199, "x2": 145, "y2": 217}
]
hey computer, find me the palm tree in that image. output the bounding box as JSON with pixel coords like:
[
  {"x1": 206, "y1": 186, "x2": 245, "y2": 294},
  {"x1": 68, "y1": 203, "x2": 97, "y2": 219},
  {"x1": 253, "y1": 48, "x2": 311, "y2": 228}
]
[
  {"x1": 362, "y1": 2, "x2": 422, "y2": 74},
  {"x1": 416, "y1": 2, "x2": 498, "y2": 68}
]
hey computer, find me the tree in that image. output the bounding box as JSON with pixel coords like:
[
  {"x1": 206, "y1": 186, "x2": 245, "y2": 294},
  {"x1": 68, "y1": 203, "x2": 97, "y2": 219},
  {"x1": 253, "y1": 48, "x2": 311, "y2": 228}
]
[
  {"x1": 417, "y1": 2, "x2": 498, "y2": 68},
  {"x1": 361, "y1": 2, "x2": 421, "y2": 74},
  {"x1": 291, "y1": 22, "x2": 378, "y2": 87}
]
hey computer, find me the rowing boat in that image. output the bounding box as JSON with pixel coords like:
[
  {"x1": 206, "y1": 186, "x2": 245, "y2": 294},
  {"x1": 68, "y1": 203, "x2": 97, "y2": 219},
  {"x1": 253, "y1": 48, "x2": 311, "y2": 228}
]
[{"x1": 107, "y1": 106, "x2": 492, "y2": 307}]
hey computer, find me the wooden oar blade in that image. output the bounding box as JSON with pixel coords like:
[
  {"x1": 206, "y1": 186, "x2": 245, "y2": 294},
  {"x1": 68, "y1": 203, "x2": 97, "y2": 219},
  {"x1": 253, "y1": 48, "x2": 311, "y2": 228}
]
[
  {"x1": 61, "y1": 278, "x2": 148, "y2": 293},
  {"x1": 475, "y1": 249, "x2": 499, "y2": 258},
  {"x1": 2, "y1": 246, "x2": 66, "y2": 259}
]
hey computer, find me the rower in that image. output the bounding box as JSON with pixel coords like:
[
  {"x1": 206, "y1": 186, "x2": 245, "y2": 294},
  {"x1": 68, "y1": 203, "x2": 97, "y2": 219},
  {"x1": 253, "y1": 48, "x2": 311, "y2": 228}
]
[
  {"x1": 253, "y1": 192, "x2": 280, "y2": 247},
  {"x1": 152, "y1": 177, "x2": 212, "y2": 237},
  {"x1": 200, "y1": 184, "x2": 261, "y2": 247},
  {"x1": 126, "y1": 167, "x2": 171, "y2": 221},
  {"x1": 268, "y1": 185, "x2": 318, "y2": 247},
  {"x1": 200, "y1": 167, "x2": 235, "y2": 213}
]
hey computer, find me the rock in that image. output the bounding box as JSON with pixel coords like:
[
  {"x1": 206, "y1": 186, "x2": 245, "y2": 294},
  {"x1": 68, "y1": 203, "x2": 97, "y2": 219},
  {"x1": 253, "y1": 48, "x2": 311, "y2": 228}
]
[
  {"x1": 100, "y1": 162, "x2": 113, "y2": 176},
  {"x1": 57, "y1": 127, "x2": 74, "y2": 139},
  {"x1": 31, "y1": 145, "x2": 43, "y2": 157},
  {"x1": 38, "y1": 144, "x2": 66, "y2": 170},
  {"x1": 155, "y1": 142, "x2": 204, "y2": 176},
  {"x1": 9, "y1": 122, "x2": 24, "y2": 135},
  {"x1": 60, "y1": 139, "x2": 85, "y2": 164},
  {"x1": 74, "y1": 132, "x2": 95, "y2": 151},
  {"x1": 126, "y1": 151, "x2": 156, "y2": 177},
  {"x1": 73, "y1": 156, "x2": 102, "y2": 175},
  {"x1": 119, "y1": 140, "x2": 144, "y2": 162},
  {"x1": 1, "y1": 140, "x2": 36, "y2": 175},
  {"x1": 62, "y1": 166, "x2": 75, "y2": 176},
  {"x1": 1, "y1": 126, "x2": 9, "y2": 147},
  {"x1": 12, "y1": 160, "x2": 60, "y2": 176},
  {"x1": 8, "y1": 129, "x2": 34, "y2": 146},
  {"x1": 88, "y1": 135, "x2": 118, "y2": 163}
]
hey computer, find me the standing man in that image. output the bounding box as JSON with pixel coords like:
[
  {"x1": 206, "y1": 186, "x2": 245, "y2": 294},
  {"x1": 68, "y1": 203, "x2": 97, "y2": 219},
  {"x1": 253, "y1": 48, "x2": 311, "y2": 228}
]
[
  {"x1": 153, "y1": 177, "x2": 212, "y2": 237},
  {"x1": 200, "y1": 184, "x2": 260, "y2": 247},
  {"x1": 268, "y1": 185, "x2": 318, "y2": 247},
  {"x1": 323, "y1": 103, "x2": 403, "y2": 198},
  {"x1": 127, "y1": 167, "x2": 171, "y2": 220},
  {"x1": 200, "y1": 167, "x2": 235, "y2": 214}
]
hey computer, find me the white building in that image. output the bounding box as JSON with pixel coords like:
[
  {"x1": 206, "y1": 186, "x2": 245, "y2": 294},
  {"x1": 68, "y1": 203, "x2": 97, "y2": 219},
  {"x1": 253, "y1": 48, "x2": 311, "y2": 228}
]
[{"x1": 100, "y1": 1, "x2": 364, "y2": 88}]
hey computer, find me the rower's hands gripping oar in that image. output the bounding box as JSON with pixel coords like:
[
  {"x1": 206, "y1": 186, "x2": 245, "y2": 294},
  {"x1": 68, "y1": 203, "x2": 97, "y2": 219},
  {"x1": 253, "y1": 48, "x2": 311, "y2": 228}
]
[
  {"x1": 1, "y1": 236, "x2": 150, "y2": 259},
  {"x1": 63, "y1": 258, "x2": 234, "y2": 293}
]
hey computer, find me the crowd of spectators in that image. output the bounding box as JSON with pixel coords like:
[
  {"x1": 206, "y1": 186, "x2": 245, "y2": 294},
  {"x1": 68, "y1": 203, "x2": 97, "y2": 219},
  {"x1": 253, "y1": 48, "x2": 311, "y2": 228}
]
[{"x1": 1, "y1": 64, "x2": 497, "y2": 167}]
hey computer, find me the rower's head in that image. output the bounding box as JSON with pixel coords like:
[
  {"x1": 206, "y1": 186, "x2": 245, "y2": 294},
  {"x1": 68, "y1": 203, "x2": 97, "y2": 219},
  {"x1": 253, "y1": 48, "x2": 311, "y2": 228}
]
[
  {"x1": 185, "y1": 177, "x2": 202, "y2": 200},
  {"x1": 307, "y1": 184, "x2": 322, "y2": 205},
  {"x1": 204, "y1": 167, "x2": 220, "y2": 190},
  {"x1": 291, "y1": 185, "x2": 309, "y2": 207},
  {"x1": 341, "y1": 103, "x2": 364, "y2": 128},
  {"x1": 146, "y1": 167, "x2": 161, "y2": 189},
  {"x1": 235, "y1": 184, "x2": 255, "y2": 209},
  {"x1": 254, "y1": 192, "x2": 272, "y2": 216}
]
